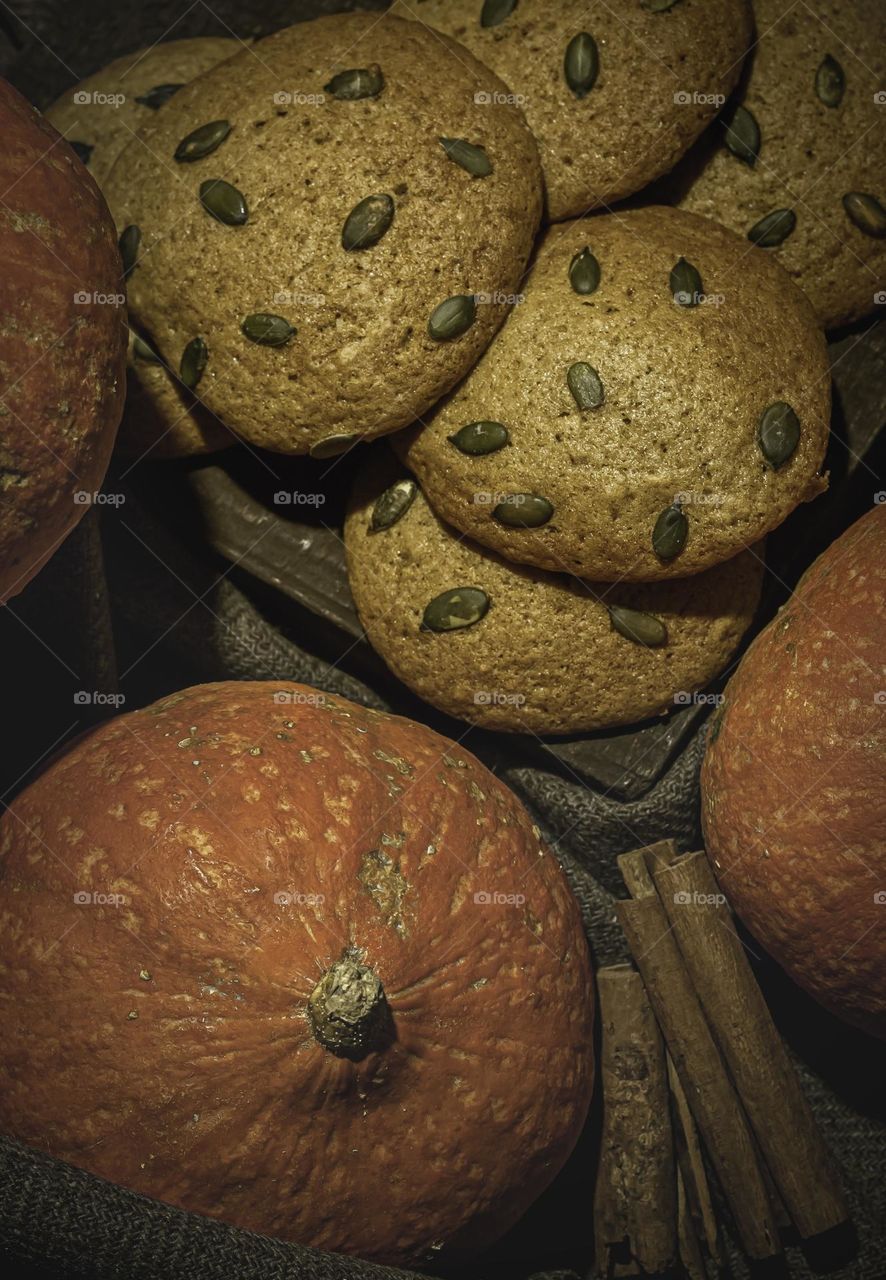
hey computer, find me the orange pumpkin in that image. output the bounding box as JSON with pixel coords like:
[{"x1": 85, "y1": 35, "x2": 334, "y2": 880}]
[{"x1": 0, "y1": 681, "x2": 594, "y2": 1266}]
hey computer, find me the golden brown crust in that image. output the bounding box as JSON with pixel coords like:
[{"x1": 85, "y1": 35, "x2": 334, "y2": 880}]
[{"x1": 398, "y1": 208, "x2": 830, "y2": 582}]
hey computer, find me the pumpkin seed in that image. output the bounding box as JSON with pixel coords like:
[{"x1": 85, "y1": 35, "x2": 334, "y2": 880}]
[
  {"x1": 324, "y1": 65, "x2": 384, "y2": 100},
  {"x1": 641, "y1": 0, "x2": 683, "y2": 10},
  {"x1": 757, "y1": 401, "x2": 800, "y2": 469},
  {"x1": 723, "y1": 105, "x2": 760, "y2": 165},
  {"x1": 132, "y1": 334, "x2": 160, "y2": 363},
  {"x1": 842, "y1": 192, "x2": 886, "y2": 238},
  {"x1": 815, "y1": 55, "x2": 845, "y2": 108},
  {"x1": 370, "y1": 478, "x2": 417, "y2": 531},
  {"x1": 567, "y1": 362, "x2": 604, "y2": 410},
  {"x1": 118, "y1": 224, "x2": 140, "y2": 279},
  {"x1": 180, "y1": 337, "x2": 207, "y2": 390},
  {"x1": 342, "y1": 193, "x2": 395, "y2": 250},
  {"x1": 481, "y1": 0, "x2": 517, "y2": 26},
  {"x1": 747, "y1": 208, "x2": 796, "y2": 247},
  {"x1": 564, "y1": 32, "x2": 599, "y2": 98},
  {"x1": 174, "y1": 119, "x2": 231, "y2": 162},
  {"x1": 568, "y1": 245, "x2": 601, "y2": 295},
  {"x1": 199, "y1": 178, "x2": 248, "y2": 226},
  {"x1": 492, "y1": 494, "x2": 554, "y2": 528},
  {"x1": 670, "y1": 256, "x2": 703, "y2": 306},
  {"x1": 439, "y1": 137, "x2": 492, "y2": 177},
  {"x1": 428, "y1": 295, "x2": 476, "y2": 341},
  {"x1": 421, "y1": 587, "x2": 489, "y2": 632},
  {"x1": 69, "y1": 140, "x2": 93, "y2": 165},
  {"x1": 135, "y1": 83, "x2": 184, "y2": 110},
  {"x1": 309, "y1": 433, "x2": 359, "y2": 459},
  {"x1": 240, "y1": 313, "x2": 295, "y2": 346},
  {"x1": 609, "y1": 605, "x2": 668, "y2": 647},
  {"x1": 652, "y1": 503, "x2": 688, "y2": 560},
  {"x1": 448, "y1": 421, "x2": 509, "y2": 455}
]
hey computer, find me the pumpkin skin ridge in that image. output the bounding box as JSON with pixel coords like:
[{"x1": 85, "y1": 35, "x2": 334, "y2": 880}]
[
  {"x1": 0, "y1": 680, "x2": 594, "y2": 1266},
  {"x1": 701, "y1": 505, "x2": 886, "y2": 1038}
]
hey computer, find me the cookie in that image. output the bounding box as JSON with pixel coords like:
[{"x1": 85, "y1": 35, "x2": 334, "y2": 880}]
[
  {"x1": 117, "y1": 331, "x2": 235, "y2": 459},
  {"x1": 397, "y1": 208, "x2": 830, "y2": 582},
  {"x1": 665, "y1": 0, "x2": 886, "y2": 330},
  {"x1": 45, "y1": 38, "x2": 240, "y2": 189},
  {"x1": 392, "y1": 0, "x2": 753, "y2": 222},
  {"x1": 345, "y1": 451, "x2": 764, "y2": 735},
  {"x1": 102, "y1": 13, "x2": 543, "y2": 456}
]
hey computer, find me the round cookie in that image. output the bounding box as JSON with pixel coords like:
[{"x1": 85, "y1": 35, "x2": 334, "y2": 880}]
[
  {"x1": 45, "y1": 39, "x2": 240, "y2": 189},
  {"x1": 102, "y1": 13, "x2": 543, "y2": 456},
  {"x1": 392, "y1": 0, "x2": 753, "y2": 222},
  {"x1": 397, "y1": 208, "x2": 830, "y2": 583},
  {"x1": 667, "y1": 0, "x2": 886, "y2": 330},
  {"x1": 345, "y1": 452, "x2": 765, "y2": 735},
  {"x1": 118, "y1": 331, "x2": 235, "y2": 459}
]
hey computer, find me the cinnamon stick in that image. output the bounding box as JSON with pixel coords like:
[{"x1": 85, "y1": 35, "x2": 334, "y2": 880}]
[
  {"x1": 667, "y1": 1054, "x2": 721, "y2": 1265},
  {"x1": 676, "y1": 1165, "x2": 707, "y2": 1280},
  {"x1": 616, "y1": 855, "x2": 781, "y2": 1260},
  {"x1": 651, "y1": 850, "x2": 848, "y2": 1238},
  {"x1": 593, "y1": 964, "x2": 676, "y2": 1277}
]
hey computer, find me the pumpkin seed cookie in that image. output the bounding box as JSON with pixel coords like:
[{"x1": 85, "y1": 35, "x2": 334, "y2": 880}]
[
  {"x1": 103, "y1": 13, "x2": 543, "y2": 456},
  {"x1": 397, "y1": 208, "x2": 830, "y2": 582},
  {"x1": 45, "y1": 38, "x2": 240, "y2": 189},
  {"x1": 345, "y1": 452, "x2": 764, "y2": 734},
  {"x1": 391, "y1": 0, "x2": 753, "y2": 222},
  {"x1": 666, "y1": 0, "x2": 886, "y2": 330}
]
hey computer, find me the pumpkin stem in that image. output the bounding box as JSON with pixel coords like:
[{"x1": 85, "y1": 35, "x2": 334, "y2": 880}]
[{"x1": 308, "y1": 955, "x2": 393, "y2": 1061}]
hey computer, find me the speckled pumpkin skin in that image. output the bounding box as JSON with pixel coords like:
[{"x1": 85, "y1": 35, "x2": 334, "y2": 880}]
[
  {"x1": 0, "y1": 77, "x2": 126, "y2": 602},
  {"x1": 0, "y1": 681, "x2": 594, "y2": 1266},
  {"x1": 702, "y1": 505, "x2": 886, "y2": 1038}
]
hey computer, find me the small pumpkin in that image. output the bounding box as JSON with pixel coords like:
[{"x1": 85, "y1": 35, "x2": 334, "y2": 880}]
[{"x1": 0, "y1": 681, "x2": 594, "y2": 1267}]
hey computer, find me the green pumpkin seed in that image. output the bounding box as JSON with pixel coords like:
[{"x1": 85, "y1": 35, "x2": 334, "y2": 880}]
[
  {"x1": 118, "y1": 224, "x2": 140, "y2": 279},
  {"x1": 174, "y1": 119, "x2": 231, "y2": 162},
  {"x1": 492, "y1": 494, "x2": 554, "y2": 528},
  {"x1": 568, "y1": 245, "x2": 601, "y2": 295},
  {"x1": 481, "y1": 0, "x2": 517, "y2": 26},
  {"x1": 240, "y1": 314, "x2": 295, "y2": 346},
  {"x1": 757, "y1": 401, "x2": 800, "y2": 469},
  {"x1": 199, "y1": 178, "x2": 248, "y2": 226},
  {"x1": 324, "y1": 65, "x2": 384, "y2": 100},
  {"x1": 309, "y1": 433, "x2": 359, "y2": 459},
  {"x1": 132, "y1": 334, "x2": 160, "y2": 363},
  {"x1": 641, "y1": 0, "x2": 683, "y2": 11},
  {"x1": 370, "y1": 478, "x2": 417, "y2": 531},
  {"x1": 842, "y1": 192, "x2": 886, "y2": 239},
  {"x1": 421, "y1": 587, "x2": 489, "y2": 632},
  {"x1": 180, "y1": 337, "x2": 207, "y2": 390},
  {"x1": 815, "y1": 55, "x2": 845, "y2": 108},
  {"x1": 564, "y1": 33, "x2": 599, "y2": 98},
  {"x1": 652, "y1": 503, "x2": 688, "y2": 560},
  {"x1": 723, "y1": 105, "x2": 760, "y2": 165},
  {"x1": 567, "y1": 362, "x2": 604, "y2": 410},
  {"x1": 342, "y1": 193, "x2": 395, "y2": 250},
  {"x1": 670, "y1": 256, "x2": 703, "y2": 306},
  {"x1": 439, "y1": 137, "x2": 493, "y2": 178},
  {"x1": 136, "y1": 83, "x2": 184, "y2": 110},
  {"x1": 748, "y1": 208, "x2": 796, "y2": 247},
  {"x1": 428, "y1": 295, "x2": 476, "y2": 341},
  {"x1": 69, "y1": 140, "x2": 93, "y2": 165},
  {"x1": 609, "y1": 605, "x2": 668, "y2": 647},
  {"x1": 448, "y1": 421, "x2": 509, "y2": 455}
]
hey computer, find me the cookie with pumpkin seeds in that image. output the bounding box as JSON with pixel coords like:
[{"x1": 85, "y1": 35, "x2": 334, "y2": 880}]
[
  {"x1": 391, "y1": 0, "x2": 753, "y2": 222},
  {"x1": 664, "y1": 0, "x2": 886, "y2": 330},
  {"x1": 345, "y1": 451, "x2": 765, "y2": 734},
  {"x1": 102, "y1": 13, "x2": 542, "y2": 455},
  {"x1": 396, "y1": 207, "x2": 830, "y2": 582},
  {"x1": 45, "y1": 38, "x2": 241, "y2": 189}
]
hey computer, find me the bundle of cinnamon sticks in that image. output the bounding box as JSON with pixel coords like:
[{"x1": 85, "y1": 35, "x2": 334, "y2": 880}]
[{"x1": 593, "y1": 840, "x2": 848, "y2": 1278}]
